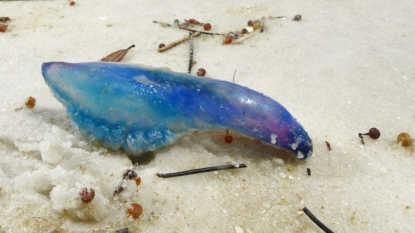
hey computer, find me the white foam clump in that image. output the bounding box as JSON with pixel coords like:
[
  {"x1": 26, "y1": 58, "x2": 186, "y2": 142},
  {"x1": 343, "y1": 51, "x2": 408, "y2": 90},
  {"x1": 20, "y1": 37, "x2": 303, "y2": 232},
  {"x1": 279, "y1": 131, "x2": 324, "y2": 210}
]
[
  {"x1": 39, "y1": 140, "x2": 69, "y2": 165},
  {"x1": 270, "y1": 133, "x2": 277, "y2": 144},
  {"x1": 272, "y1": 157, "x2": 284, "y2": 166}
]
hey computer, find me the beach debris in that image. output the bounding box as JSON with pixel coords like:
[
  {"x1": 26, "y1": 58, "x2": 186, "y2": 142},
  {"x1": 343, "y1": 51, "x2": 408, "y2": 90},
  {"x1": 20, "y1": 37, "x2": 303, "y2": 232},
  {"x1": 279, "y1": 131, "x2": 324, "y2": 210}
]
[
  {"x1": 127, "y1": 203, "x2": 143, "y2": 219},
  {"x1": 188, "y1": 32, "x2": 194, "y2": 73},
  {"x1": 157, "y1": 31, "x2": 201, "y2": 52},
  {"x1": 79, "y1": 187, "x2": 95, "y2": 203},
  {"x1": 196, "y1": 68, "x2": 206, "y2": 77},
  {"x1": 293, "y1": 15, "x2": 302, "y2": 21},
  {"x1": 116, "y1": 227, "x2": 129, "y2": 233},
  {"x1": 0, "y1": 24, "x2": 7, "y2": 33},
  {"x1": 302, "y1": 207, "x2": 334, "y2": 233},
  {"x1": 307, "y1": 168, "x2": 311, "y2": 176},
  {"x1": 325, "y1": 141, "x2": 332, "y2": 151},
  {"x1": 135, "y1": 177, "x2": 141, "y2": 186},
  {"x1": 25, "y1": 96, "x2": 36, "y2": 108},
  {"x1": 203, "y1": 23, "x2": 212, "y2": 31},
  {"x1": 101, "y1": 45, "x2": 135, "y2": 62},
  {"x1": 157, "y1": 162, "x2": 246, "y2": 178},
  {"x1": 224, "y1": 129, "x2": 233, "y2": 143},
  {"x1": 397, "y1": 132, "x2": 412, "y2": 147},
  {"x1": 0, "y1": 17, "x2": 10, "y2": 22},
  {"x1": 358, "y1": 127, "x2": 380, "y2": 144}
]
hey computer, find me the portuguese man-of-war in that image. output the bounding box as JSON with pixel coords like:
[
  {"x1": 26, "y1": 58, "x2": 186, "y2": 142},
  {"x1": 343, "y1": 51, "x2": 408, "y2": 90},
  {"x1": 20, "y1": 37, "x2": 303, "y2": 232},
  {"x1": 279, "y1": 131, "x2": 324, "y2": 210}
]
[{"x1": 42, "y1": 62, "x2": 313, "y2": 160}]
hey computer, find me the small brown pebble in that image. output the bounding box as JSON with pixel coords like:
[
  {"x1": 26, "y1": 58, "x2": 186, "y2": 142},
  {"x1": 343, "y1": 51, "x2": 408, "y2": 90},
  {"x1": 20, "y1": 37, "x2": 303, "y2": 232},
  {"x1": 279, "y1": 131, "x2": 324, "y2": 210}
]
[
  {"x1": 69, "y1": 1, "x2": 75, "y2": 6},
  {"x1": 368, "y1": 128, "x2": 381, "y2": 139},
  {"x1": 247, "y1": 20, "x2": 253, "y2": 26},
  {"x1": 203, "y1": 23, "x2": 212, "y2": 31},
  {"x1": 127, "y1": 203, "x2": 143, "y2": 218},
  {"x1": 224, "y1": 134, "x2": 233, "y2": 143},
  {"x1": 79, "y1": 187, "x2": 95, "y2": 203},
  {"x1": 158, "y1": 43, "x2": 165, "y2": 49},
  {"x1": 293, "y1": 15, "x2": 302, "y2": 21},
  {"x1": 0, "y1": 24, "x2": 7, "y2": 33},
  {"x1": 25, "y1": 96, "x2": 36, "y2": 108},
  {"x1": 241, "y1": 28, "x2": 248, "y2": 34},
  {"x1": 223, "y1": 36, "x2": 233, "y2": 44},
  {"x1": 135, "y1": 177, "x2": 141, "y2": 186},
  {"x1": 197, "y1": 68, "x2": 206, "y2": 77},
  {"x1": 397, "y1": 132, "x2": 412, "y2": 147}
]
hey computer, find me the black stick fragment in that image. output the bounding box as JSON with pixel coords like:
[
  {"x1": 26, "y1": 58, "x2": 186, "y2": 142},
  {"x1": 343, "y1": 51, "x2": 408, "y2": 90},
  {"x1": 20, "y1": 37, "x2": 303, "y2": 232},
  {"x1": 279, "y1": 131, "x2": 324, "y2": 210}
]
[
  {"x1": 307, "y1": 168, "x2": 311, "y2": 176},
  {"x1": 157, "y1": 163, "x2": 247, "y2": 178},
  {"x1": 116, "y1": 227, "x2": 129, "y2": 233},
  {"x1": 188, "y1": 32, "x2": 194, "y2": 73},
  {"x1": 302, "y1": 207, "x2": 334, "y2": 233}
]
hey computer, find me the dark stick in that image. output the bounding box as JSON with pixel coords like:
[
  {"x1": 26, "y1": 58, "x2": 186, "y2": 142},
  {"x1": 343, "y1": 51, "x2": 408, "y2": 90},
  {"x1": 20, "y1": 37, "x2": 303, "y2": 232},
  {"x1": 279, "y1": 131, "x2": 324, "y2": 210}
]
[
  {"x1": 233, "y1": 70, "x2": 236, "y2": 82},
  {"x1": 157, "y1": 163, "x2": 247, "y2": 178},
  {"x1": 358, "y1": 133, "x2": 365, "y2": 144},
  {"x1": 302, "y1": 207, "x2": 334, "y2": 233},
  {"x1": 188, "y1": 32, "x2": 194, "y2": 73}
]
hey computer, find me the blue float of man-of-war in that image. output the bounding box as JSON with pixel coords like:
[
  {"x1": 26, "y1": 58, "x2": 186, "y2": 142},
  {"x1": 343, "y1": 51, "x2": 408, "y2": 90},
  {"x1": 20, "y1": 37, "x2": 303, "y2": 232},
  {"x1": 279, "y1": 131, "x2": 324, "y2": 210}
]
[{"x1": 42, "y1": 62, "x2": 313, "y2": 160}]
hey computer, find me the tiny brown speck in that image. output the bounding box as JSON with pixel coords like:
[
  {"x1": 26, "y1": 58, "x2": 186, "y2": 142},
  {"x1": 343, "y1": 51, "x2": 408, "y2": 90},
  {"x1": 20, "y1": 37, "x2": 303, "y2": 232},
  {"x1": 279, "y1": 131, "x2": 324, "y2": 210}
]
[
  {"x1": 25, "y1": 96, "x2": 36, "y2": 108},
  {"x1": 69, "y1": 1, "x2": 75, "y2": 6}
]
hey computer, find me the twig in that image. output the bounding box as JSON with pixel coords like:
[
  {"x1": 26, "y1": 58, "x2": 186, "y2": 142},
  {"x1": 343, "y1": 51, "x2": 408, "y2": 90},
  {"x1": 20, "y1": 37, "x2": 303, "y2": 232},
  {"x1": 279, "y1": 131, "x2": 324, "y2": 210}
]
[
  {"x1": 233, "y1": 70, "x2": 236, "y2": 82},
  {"x1": 302, "y1": 207, "x2": 334, "y2": 233},
  {"x1": 153, "y1": 20, "x2": 172, "y2": 27},
  {"x1": 157, "y1": 163, "x2": 247, "y2": 178},
  {"x1": 188, "y1": 32, "x2": 194, "y2": 73},
  {"x1": 158, "y1": 31, "x2": 201, "y2": 53}
]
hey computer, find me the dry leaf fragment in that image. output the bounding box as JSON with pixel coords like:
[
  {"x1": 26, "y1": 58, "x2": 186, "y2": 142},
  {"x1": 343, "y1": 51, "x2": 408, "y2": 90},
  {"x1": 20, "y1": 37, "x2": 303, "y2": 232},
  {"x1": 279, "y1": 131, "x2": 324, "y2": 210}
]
[{"x1": 101, "y1": 45, "x2": 135, "y2": 62}]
